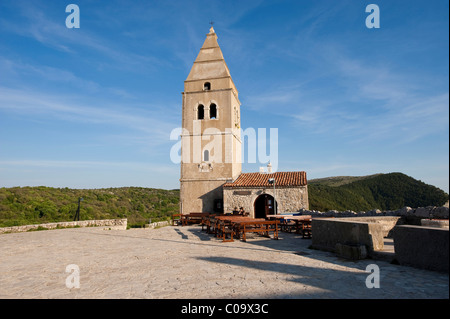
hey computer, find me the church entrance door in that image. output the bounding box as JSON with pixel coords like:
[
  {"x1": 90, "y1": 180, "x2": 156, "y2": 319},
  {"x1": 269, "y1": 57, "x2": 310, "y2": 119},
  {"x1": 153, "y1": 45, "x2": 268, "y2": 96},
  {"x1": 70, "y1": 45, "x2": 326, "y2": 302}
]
[{"x1": 254, "y1": 194, "x2": 276, "y2": 219}]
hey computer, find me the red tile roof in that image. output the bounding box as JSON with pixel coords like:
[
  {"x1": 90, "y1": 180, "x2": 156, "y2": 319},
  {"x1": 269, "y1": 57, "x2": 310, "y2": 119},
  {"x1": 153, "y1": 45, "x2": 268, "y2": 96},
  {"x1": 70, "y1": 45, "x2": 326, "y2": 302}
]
[{"x1": 223, "y1": 171, "x2": 307, "y2": 188}]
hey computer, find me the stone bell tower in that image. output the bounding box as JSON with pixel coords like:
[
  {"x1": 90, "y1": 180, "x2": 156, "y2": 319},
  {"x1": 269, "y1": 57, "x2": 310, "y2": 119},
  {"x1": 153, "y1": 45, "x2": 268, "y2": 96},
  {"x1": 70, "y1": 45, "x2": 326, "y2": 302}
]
[{"x1": 180, "y1": 26, "x2": 242, "y2": 214}]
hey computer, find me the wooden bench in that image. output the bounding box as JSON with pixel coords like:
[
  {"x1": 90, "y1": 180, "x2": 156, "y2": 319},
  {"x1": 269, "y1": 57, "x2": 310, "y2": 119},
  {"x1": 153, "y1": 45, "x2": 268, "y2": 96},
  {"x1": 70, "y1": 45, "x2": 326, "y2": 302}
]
[
  {"x1": 301, "y1": 220, "x2": 312, "y2": 238},
  {"x1": 201, "y1": 215, "x2": 210, "y2": 231},
  {"x1": 279, "y1": 216, "x2": 312, "y2": 235},
  {"x1": 221, "y1": 227, "x2": 235, "y2": 242},
  {"x1": 171, "y1": 213, "x2": 182, "y2": 226},
  {"x1": 234, "y1": 220, "x2": 279, "y2": 242},
  {"x1": 214, "y1": 217, "x2": 236, "y2": 239},
  {"x1": 280, "y1": 220, "x2": 296, "y2": 233},
  {"x1": 181, "y1": 212, "x2": 210, "y2": 226}
]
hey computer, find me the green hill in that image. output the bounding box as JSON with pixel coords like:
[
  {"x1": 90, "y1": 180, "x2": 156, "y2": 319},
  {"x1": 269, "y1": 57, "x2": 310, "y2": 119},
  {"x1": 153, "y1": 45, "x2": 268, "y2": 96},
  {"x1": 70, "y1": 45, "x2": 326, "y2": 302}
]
[
  {"x1": 0, "y1": 186, "x2": 179, "y2": 228},
  {"x1": 308, "y1": 172, "x2": 449, "y2": 212},
  {"x1": 308, "y1": 174, "x2": 383, "y2": 187},
  {"x1": 0, "y1": 172, "x2": 448, "y2": 228}
]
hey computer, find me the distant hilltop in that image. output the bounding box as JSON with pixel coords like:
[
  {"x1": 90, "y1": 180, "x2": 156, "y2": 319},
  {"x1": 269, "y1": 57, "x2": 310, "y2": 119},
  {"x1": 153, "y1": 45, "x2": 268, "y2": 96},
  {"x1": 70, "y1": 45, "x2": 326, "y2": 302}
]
[
  {"x1": 308, "y1": 172, "x2": 449, "y2": 212},
  {"x1": 308, "y1": 173, "x2": 384, "y2": 187}
]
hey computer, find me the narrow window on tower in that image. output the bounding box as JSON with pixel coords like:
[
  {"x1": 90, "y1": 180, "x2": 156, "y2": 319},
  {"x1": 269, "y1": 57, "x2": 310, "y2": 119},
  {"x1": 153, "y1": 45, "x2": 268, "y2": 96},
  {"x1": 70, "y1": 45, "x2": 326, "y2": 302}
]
[
  {"x1": 209, "y1": 103, "x2": 217, "y2": 119},
  {"x1": 198, "y1": 104, "x2": 204, "y2": 120},
  {"x1": 203, "y1": 150, "x2": 209, "y2": 162},
  {"x1": 204, "y1": 82, "x2": 211, "y2": 91}
]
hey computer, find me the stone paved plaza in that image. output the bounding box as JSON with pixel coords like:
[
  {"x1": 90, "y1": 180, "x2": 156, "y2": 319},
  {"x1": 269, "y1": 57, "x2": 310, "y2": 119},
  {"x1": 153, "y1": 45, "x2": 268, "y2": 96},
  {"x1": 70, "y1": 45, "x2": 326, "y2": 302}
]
[{"x1": 0, "y1": 225, "x2": 448, "y2": 299}]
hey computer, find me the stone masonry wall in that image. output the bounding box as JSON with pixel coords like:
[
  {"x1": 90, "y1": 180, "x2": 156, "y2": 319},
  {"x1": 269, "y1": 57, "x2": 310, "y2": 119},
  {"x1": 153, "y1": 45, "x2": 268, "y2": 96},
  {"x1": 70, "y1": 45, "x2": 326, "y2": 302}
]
[
  {"x1": 0, "y1": 218, "x2": 128, "y2": 234},
  {"x1": 223, "y1": 186, "x2": 308, "y2": 218}
]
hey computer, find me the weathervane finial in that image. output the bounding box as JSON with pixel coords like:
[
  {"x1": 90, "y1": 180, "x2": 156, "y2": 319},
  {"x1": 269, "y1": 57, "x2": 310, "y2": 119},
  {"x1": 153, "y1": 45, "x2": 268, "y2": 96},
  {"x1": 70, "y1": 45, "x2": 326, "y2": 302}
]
[{"x1": 209, "y1": 21, "x2": 215, "y2": 34}]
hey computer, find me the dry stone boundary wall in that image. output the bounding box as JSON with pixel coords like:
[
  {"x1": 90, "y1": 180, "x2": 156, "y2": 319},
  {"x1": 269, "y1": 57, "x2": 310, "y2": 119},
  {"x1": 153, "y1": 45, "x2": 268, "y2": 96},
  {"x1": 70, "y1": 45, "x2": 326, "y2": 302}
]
[
  {"x1": 0, "y1": 218, "x2": 128, "y2": 234},
  {"x1": 297, "y1": 205, "x2": 449, "y2": 221}
]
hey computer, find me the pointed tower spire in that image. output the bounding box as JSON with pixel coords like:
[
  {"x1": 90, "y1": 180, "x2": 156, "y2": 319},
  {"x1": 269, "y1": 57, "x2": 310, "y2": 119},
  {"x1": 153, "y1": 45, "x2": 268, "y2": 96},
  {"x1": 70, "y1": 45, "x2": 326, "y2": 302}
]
[
  {"x1": 209, "y1": 21, "x2": 215, "y2": 34},
  {"x1": 185, "y1": 27, "x2": 235, "y2": 93}
]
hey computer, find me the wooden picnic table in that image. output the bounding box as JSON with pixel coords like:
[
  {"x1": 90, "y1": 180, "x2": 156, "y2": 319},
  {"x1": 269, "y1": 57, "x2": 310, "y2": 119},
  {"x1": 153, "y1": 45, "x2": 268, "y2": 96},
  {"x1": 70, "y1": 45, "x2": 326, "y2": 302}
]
[
  {"x1": 201, "y1": 214, "x2": 229, "y2": 234},
  {"x1": 232, "y1": 219, "x2": 279, "y2": 242},
  {"x1": 216, "y1": 216, "x2": 255, "y2": 242},
  {"x1": 180, "y1": 212, "x2": 211, "y2": 226},
  {"x1": 213, "y1": 216, "x2": 256, "y2": 239},
  {"x1": 301, "y1": 219, "x2": 312, "y2": 238},
  {"x1": 203, "y1": 215, "x2": 279, "y2": 242},
  {"x1": 276, "y1": 215, "x2": 312, "y2": 237}
]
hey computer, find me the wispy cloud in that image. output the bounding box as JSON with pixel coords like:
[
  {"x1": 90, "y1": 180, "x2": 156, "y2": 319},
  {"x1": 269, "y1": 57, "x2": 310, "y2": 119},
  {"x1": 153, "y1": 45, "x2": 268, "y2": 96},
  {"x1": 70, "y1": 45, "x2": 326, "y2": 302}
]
[
  {"x1": 0, "y1": 86, "x2": 179, "y2": 147},
  {"x1": 243, "y1": 37, "x2": 449, "y2": 144},
  {"x1": 0, "y1": 57, "x2": 134, "y2": 98},
  {"x1": 0, "y1": 159, "x2": 175, "y2": 172},
  {"x1": 0, "y1": 1, "x2": 167, "y2": 72}
]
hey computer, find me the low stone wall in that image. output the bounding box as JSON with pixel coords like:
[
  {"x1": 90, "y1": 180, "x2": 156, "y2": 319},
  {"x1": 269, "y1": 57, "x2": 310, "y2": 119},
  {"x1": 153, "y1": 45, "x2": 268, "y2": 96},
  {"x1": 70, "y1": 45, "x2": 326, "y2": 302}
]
[
  {"x1": 298, "y1": 205, "x2": 449, "y2": 220},
  {"x1": 305, "y1": 205, "x2": 448, "y2": 262},
  {"x1": 393, "y1": 225, "x2": 449, "y2": 272},
  {"x1": 145, "y1": 221, "x2": 170, "y2": 229},
  {"x1": 311, "y1": 217, "x2": 388, "y2": 258},
  {"x1": 421, "y1": 219, "x2": 449, "y2": 228},
  {"x1": 0, "y1": 218, "x2": 128, "y2": 234}
]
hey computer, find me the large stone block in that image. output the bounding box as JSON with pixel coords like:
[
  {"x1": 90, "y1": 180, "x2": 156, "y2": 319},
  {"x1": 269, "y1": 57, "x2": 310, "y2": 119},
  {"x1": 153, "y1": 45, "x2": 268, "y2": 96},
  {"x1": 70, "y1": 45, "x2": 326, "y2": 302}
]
[
  {"x1": 335, "y1": 243, "x2": 368, "y2": 260},
  {"x1": 421, "y1": 219, "x2": 449, "y2": 228},
  {"x1": 344, "y1": 216, "x2": 402, "y2": 238},
  {"x1": 311, "y1": 218, "x2": 386, "y2": 255},
  {"x1": 393, "y1": 225, "x2": 449, "y2": 272}
]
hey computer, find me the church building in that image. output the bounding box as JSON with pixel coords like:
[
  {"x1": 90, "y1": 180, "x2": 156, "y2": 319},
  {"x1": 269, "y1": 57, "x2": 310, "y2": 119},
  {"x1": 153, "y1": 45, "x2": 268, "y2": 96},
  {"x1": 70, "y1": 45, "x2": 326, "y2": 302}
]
[{"x1": 179, "y1": 26, "x2": 308, "y2": 218}]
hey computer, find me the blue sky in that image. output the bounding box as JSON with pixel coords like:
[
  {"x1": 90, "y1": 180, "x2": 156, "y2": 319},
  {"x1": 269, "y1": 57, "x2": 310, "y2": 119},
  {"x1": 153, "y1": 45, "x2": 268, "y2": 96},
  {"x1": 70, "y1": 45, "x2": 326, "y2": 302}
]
[{"x1": 0, "y1": 0, "x2": 448, "y2": 192}]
